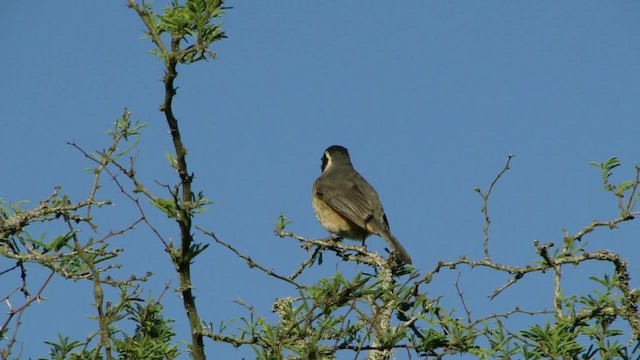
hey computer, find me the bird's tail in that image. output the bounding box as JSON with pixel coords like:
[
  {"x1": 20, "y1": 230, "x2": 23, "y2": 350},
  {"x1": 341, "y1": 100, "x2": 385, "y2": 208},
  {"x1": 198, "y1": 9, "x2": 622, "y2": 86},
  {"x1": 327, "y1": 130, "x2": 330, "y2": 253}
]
[{"x1": 380, "y1": 230, "x2": 412, "y2": 264}]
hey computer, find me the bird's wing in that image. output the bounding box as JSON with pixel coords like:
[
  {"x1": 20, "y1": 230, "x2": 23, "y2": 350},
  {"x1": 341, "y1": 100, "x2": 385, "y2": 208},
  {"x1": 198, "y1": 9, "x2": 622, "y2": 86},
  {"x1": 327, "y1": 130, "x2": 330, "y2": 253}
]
[{"x1": 315, "y1": 181, "x2": 373, "y2": 229}]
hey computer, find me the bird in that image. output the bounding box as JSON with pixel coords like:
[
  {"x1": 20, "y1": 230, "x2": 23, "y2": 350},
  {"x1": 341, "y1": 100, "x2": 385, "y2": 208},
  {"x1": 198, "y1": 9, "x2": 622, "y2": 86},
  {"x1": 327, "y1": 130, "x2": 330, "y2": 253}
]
[{"x1": 312, "y1": 145, "x2": 412, "y2": 264}]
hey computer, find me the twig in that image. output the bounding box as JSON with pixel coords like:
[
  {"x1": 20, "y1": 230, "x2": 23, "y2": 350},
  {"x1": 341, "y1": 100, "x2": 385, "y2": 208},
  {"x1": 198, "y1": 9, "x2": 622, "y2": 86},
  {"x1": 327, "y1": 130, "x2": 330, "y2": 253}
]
[
  {"x1": 1, "y1": 271, "x2": 55, "y2": 359},
  {"x1": 289, "y1": 246, "x2": 322, "y2": 281},
  {"x1": 454, "y1": 272, "x2": 472, "y2": 324},
  {"x1": 489, "y1": 273, "x2": 522, "y2": 300},
  {"x1": 475, "y1": 154, "x2": 514, "y2": 260},
  {"x1": 197, "y1": 226, "x2": 303, "y2": 289},
  {"x1": 572, "y1": 213, "x2": 640, "y2": 242},
  {"x1": 469, "y1": 307, "x2": 553, "y2": 328},
  {"x1": 624, "y1": 166, "x2": 640, "y2": 214},
  {"x1": 277, "y1": 231, "x2": 387, "y2": 267}
]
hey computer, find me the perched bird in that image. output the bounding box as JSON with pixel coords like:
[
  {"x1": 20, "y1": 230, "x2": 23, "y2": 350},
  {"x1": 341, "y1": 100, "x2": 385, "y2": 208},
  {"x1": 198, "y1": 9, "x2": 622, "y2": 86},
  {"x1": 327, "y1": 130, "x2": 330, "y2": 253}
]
[{"x1": 312, "y1": 145, "x2": 412, "y2": 264}]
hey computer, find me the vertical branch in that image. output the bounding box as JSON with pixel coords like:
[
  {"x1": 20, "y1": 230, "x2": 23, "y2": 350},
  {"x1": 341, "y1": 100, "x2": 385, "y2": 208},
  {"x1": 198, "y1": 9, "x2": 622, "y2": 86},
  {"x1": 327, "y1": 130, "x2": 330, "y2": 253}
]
[
  {"x1": 127, "y1": 2, "x2": 227, "y2": 358},
  {"x1": 475, "y1": 154, "x2": 514, "y2": 260},
  {"x1": 71, "y1": 229, "x2": 112, "y2": 360},
  {"x1": 535, "y1": 241, "x2": 564, "y2": 318},
  {"x1": 553, "y1": 267, "x2": 562, "y2": 318},
  {"x1": 623, "y1": 166, "x2": 640, "y2": 216},
  {"x1": 162, "y1": 46, "x2": 206, "y2": 359},
  {"x1": 611, "y1": 256, "x2": 640, "y2": 339},
  {"x1": 368, "y1": 260, "x2": 396, "y2": 360}
]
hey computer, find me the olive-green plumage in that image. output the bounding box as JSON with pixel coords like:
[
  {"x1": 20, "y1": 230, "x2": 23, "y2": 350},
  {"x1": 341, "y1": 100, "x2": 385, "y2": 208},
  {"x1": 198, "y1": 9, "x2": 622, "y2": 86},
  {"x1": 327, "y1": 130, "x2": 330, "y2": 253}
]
[{"x1": 312, "y1": 145, "x2": 412, "y2": 264}]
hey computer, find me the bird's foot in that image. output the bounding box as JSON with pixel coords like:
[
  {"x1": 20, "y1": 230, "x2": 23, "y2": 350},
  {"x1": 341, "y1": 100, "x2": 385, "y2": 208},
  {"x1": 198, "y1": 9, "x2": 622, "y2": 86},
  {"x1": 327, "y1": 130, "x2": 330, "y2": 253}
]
[
  {"x1": 360, "y1": 240, "x2": 368, "y2": 252},
  {"x1": 324, "y1": 235, "x2": 342, "y2": 244}
]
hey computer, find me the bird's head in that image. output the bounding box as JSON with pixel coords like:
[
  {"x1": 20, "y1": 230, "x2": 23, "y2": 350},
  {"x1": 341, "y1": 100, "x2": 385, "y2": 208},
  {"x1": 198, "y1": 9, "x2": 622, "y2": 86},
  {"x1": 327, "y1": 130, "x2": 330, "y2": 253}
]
[{"x1": 321, "y1": 145, "x2": 352, "y2": 172}]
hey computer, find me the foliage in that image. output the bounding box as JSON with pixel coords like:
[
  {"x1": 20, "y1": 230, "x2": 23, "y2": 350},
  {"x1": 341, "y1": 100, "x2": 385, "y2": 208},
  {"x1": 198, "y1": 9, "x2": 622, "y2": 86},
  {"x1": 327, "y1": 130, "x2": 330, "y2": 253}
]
[
  {"x1": 1, "y1": 1, "x2": 639, "y2": 360},
  {"x1": 209, "y1": 156, "x2": 640, "y2": 359}
]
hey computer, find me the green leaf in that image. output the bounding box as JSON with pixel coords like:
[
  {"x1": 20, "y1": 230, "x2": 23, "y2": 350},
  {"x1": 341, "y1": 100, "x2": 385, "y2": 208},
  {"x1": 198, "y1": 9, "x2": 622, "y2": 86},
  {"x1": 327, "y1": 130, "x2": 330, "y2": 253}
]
[
  {"x1": 273, "y1": 213, "x2": 292, "y2": 236},
  {"x1": 150, "y1": 197, "x2": 178, "y2": 218}
]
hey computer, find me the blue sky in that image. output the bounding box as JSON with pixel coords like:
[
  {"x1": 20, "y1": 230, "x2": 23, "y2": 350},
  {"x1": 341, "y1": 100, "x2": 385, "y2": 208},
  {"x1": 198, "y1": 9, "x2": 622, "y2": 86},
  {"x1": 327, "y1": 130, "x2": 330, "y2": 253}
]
[{"x1": 1, "y1": 1, "x2": 639, "y2": 358}]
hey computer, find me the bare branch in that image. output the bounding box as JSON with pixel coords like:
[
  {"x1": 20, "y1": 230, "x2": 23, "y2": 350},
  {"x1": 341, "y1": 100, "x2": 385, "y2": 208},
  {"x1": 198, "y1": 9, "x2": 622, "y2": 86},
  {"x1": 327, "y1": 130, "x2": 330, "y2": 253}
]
[
  {"x1": 475, "y1": 154, "x2": 515, "y2": 260},
  {"x1": 197, "y1": 226, "x2": 304, "y2": 289}
]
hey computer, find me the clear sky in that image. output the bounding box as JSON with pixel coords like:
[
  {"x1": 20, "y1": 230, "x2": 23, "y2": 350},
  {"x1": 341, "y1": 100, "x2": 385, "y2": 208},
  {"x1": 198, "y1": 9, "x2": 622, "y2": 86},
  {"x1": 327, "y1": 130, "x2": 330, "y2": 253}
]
[{"x1": 2, "y1": 1, "x2": 639, "y2": 358}]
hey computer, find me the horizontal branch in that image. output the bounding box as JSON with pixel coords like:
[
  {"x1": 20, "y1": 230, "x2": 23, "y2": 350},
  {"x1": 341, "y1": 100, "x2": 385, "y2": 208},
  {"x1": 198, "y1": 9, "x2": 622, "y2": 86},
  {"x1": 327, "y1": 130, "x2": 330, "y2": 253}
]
[{"x1": 0, "y1": 194, "x2": 109, "y2": 238}]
